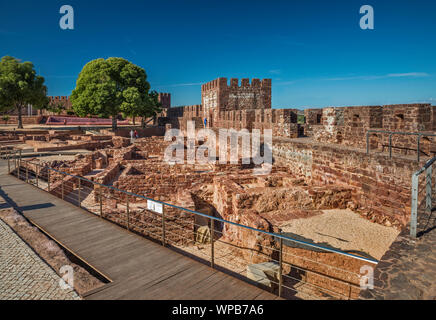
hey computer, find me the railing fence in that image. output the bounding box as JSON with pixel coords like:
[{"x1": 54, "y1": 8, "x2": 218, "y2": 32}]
[
  {"x1": 410, "y1": 155, "x2": 436, "y2": 238},
  {"x1": 366, "y1": 130, "x2": 436, "y2": 162}
]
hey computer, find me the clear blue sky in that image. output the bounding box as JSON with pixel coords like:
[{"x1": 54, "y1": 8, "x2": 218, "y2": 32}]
[{"x1": 1, "y1": 0, "x2": 435, "y2": 108}]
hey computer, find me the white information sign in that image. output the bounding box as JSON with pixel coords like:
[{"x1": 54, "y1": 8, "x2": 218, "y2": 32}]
[{"x1": 147, "y1": 200, "x2": 163, "y2": 214}]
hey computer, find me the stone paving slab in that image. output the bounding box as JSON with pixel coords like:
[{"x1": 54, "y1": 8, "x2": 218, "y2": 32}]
[
  {"x1": 360, "y1": 213, "x2": 436, "y2": 300},
  {"x1": 0, "y1": 219, "x2": 80, "y2": 300}
]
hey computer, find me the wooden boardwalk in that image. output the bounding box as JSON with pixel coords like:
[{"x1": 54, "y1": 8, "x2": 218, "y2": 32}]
[{"x1": 0, "y1": 161, "x2": 279, "y2": 300}]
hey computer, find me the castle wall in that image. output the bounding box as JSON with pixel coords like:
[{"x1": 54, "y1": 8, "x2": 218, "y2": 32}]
[
  {"x1": 158, "y1": 93, "x2": 171, "y2": 109},
  {"x1": 310, "y1": 104, "x2": 436, "y2": 156},
  {"x1": 272, "y1": 137, "x2": 426, "y2": 228}
]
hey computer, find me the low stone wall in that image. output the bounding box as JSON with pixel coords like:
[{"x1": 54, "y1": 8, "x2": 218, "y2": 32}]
[
  {"x1": 272, "y1": 139, "x2": 313, "y2": 179},
  {"x1": 113, "y1": 169, "x2": 214, "y2": 202},
  {"x1": 0, "y1": 116, "x2": 43, "y2": 125},
  {"x1": 49, "y1": 175, "x2": 76, "y2": 198},
  {"x1": 94, "y1": 163, "x2": 120, "y2": 185}
]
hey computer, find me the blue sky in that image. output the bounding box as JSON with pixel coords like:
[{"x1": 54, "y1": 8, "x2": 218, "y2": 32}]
[{"x1": 1, "y1": 0, "x2": 435, "y2": 108}]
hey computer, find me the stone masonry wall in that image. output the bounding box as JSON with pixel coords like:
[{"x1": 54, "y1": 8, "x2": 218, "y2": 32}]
[
  {"x1": 201, "y1": 78, "x2": 271, "y2": 114},
  {"x1": 272, "y1": 137, "x2": 424, "y2": 228}
]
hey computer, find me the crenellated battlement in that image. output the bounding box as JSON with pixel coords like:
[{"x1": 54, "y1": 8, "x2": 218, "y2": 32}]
[
  {"x1": 202, "y1": 78, "x2": 271, "y2": 91},
  {"x1": 201, "y1": 77, "x2": 272, "y2": 113},
  {"x1": 49, "y1": 96, "x2": 70, "y2": 101},
  {"x1": 167, "y1": 104, "x2": 202, "y2": 118},
  {"x1": 158, "y1": 92, "x2": 171, "y2": 109}
]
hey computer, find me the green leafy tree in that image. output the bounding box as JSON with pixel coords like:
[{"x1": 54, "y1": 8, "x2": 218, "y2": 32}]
[
  {"x1": 2, "y1": 115, "x2": 10, "y2": 124},
  {"x1": 46, "y1": 101, "x2": 65, "y2": 115},
  {"x1": 140, "y1": 90, "x2": 162, "y2": 128},
  {"x1": 71, "y1": 57, "x2": 150, "y2": 131},
  {"x1": 121, "y1": 89, "x2": 162, "y2": 128},
  {"x1": 0, "y1": 56, "x2": 48, "y2": 128}
]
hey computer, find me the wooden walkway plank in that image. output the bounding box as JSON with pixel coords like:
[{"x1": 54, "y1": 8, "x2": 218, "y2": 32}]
[{"x1": 0, "y1": 160, "x2": 280, "y2": 300}]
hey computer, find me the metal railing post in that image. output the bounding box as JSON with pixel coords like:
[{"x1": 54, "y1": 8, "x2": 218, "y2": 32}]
[
  {"x1": 99, "y1": 188, "x2": 103, "y2": 218},
  {"x1": 126, "y1": 196, "x2": 130, "y2": 231},
  {"x1": 47, "y1": 169, "x2": 50, "y2": 192},
  {"x1": 366, "y1": 132, "x2": 369, "y2": 154},
  {"x1": 410, "y1": 173, "x2": 419, "y2": 238},
  {"x1": 279, "y1": 237, "x2": 283, "y2": 297},
  {"x1": 162, "y1": 206, "x2": 166, "y2": 246},
  {"x1": 7, "y1": 151, "x2": 10, "y2": 173},
  {"x1": 25, "y1": 162, "x2": 28, "y2": 183},
  {"x1": 78, "y1": 178, "x2": 81, "y2": 207},
  {"x1": 426, "y1": 166, "x2": 432, "y2": 214},
  {"x1": 211, "y1": 218, "x2": 215, "y2": 269},
  {"x1": 61, "y1": 177, "x2": 64, "y2": 200},
  {"x1": 18, "y1": 150, "x2": 22, "y2": 179},
  {"x1": 36, "y1": 163, "x2": 39, "y2": 187},
  {"x1": 389, "y1": 134, "x2": 392, "y2": 158}
]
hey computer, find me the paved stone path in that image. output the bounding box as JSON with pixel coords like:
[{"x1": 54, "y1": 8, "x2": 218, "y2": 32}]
[
  {"x1": 0, "y1": 219, "x2": 80, "y2": 300},
  {"x1": 360, "y1": 211, "x2": 436, "y2": 300}
]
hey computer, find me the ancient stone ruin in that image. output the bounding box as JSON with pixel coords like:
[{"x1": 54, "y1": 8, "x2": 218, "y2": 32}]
[{"x1": 5, "y1": 77, "x2": 435, "y2": 299}]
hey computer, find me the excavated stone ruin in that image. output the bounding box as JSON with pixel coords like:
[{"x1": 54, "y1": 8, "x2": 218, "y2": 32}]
[{"x1": 13, "y1": 131, "x2": 403, "y2": 300}]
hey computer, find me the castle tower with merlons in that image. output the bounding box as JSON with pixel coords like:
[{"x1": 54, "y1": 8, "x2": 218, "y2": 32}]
[{"x1": 201, "y1": 78, "x2": 271, "y2": 116}]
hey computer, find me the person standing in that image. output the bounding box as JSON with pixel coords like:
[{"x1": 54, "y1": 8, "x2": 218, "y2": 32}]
[
  {"x1": 130, "y1": 129, "x2": 134, "y2": 143},
  {"x1": 204, "y1": 118, "x2": 207, "y2": 128}
]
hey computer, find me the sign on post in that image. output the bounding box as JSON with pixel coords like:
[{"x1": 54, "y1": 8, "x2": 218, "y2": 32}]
[{"x1": 147, "y1": 200, "x2": 163, "y2": 214}]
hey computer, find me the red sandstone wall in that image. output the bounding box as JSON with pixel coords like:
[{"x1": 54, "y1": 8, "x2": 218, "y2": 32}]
[
  {"x1": 312, "y1": 104, "x2": 436, "y2": 155},
  {"x1": 271, "y1": 136, "x2": 426, "y2": 227},
  {"x1": 0, "y1": 116, "x2": 43, "y2": 125},
  {"x1": 311, "y1": 145, "x2": 421, "y2": 227},
  {"x1": 201, "y1": 78, "x2": 271, "y2": 114}
]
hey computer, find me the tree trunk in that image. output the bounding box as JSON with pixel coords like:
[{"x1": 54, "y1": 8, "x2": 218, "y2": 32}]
[
  {"x1": 112, "y1": 116, "x2": 117, "y2": 131},
  {"x1": 141, "y1": 117, "x2": 145, "y2": 128},
  {"x1": 132, "y1": 116, "x2": 136, "y2": 126},
  {"x1": 17, "y1": 104, "x2": 23, "y2": 129}
]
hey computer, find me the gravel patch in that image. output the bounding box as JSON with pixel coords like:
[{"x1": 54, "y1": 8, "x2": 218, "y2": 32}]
[{"x1": 280, "y1": 209, "x2": 400, "y2": 260}]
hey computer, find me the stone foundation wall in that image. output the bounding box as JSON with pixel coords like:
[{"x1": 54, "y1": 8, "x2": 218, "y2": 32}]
[
  {"x1": 310, "y1": 144, "x2": 419, "y2": 227},
  {"x1": 113, "y1": 164, "x2": 214, "y2": 202}
]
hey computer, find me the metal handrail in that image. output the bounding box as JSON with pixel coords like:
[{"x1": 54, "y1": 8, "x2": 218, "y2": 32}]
[
  {"x1": 410, "y1": 155, "x2": 436, "y2": 237},
  {"x1": 366, "y1": 130, "x2": 436, "y2": 162}
]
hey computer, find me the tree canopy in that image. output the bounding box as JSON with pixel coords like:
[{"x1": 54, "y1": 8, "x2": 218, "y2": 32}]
[
  {"x1": 122, "y1": 90, "x2": 162, "y2": 127},
  {"x1": 141, "y1": 90, "x2": 162, "y2": 127},
  {"x1": 0, "y1": 56, "x2": 48, "y2": 128},
  {"x1": 71, "y1": 57, "x2": 151, "y2": 130}
]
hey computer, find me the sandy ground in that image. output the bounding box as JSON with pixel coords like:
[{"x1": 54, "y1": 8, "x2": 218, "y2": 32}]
[
  {"x1": 0, "y1": 124, "x2": 135, "y2": 131},
  {"x1": 280, "y1": 209, "x2": 400, "y2": 260}
]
